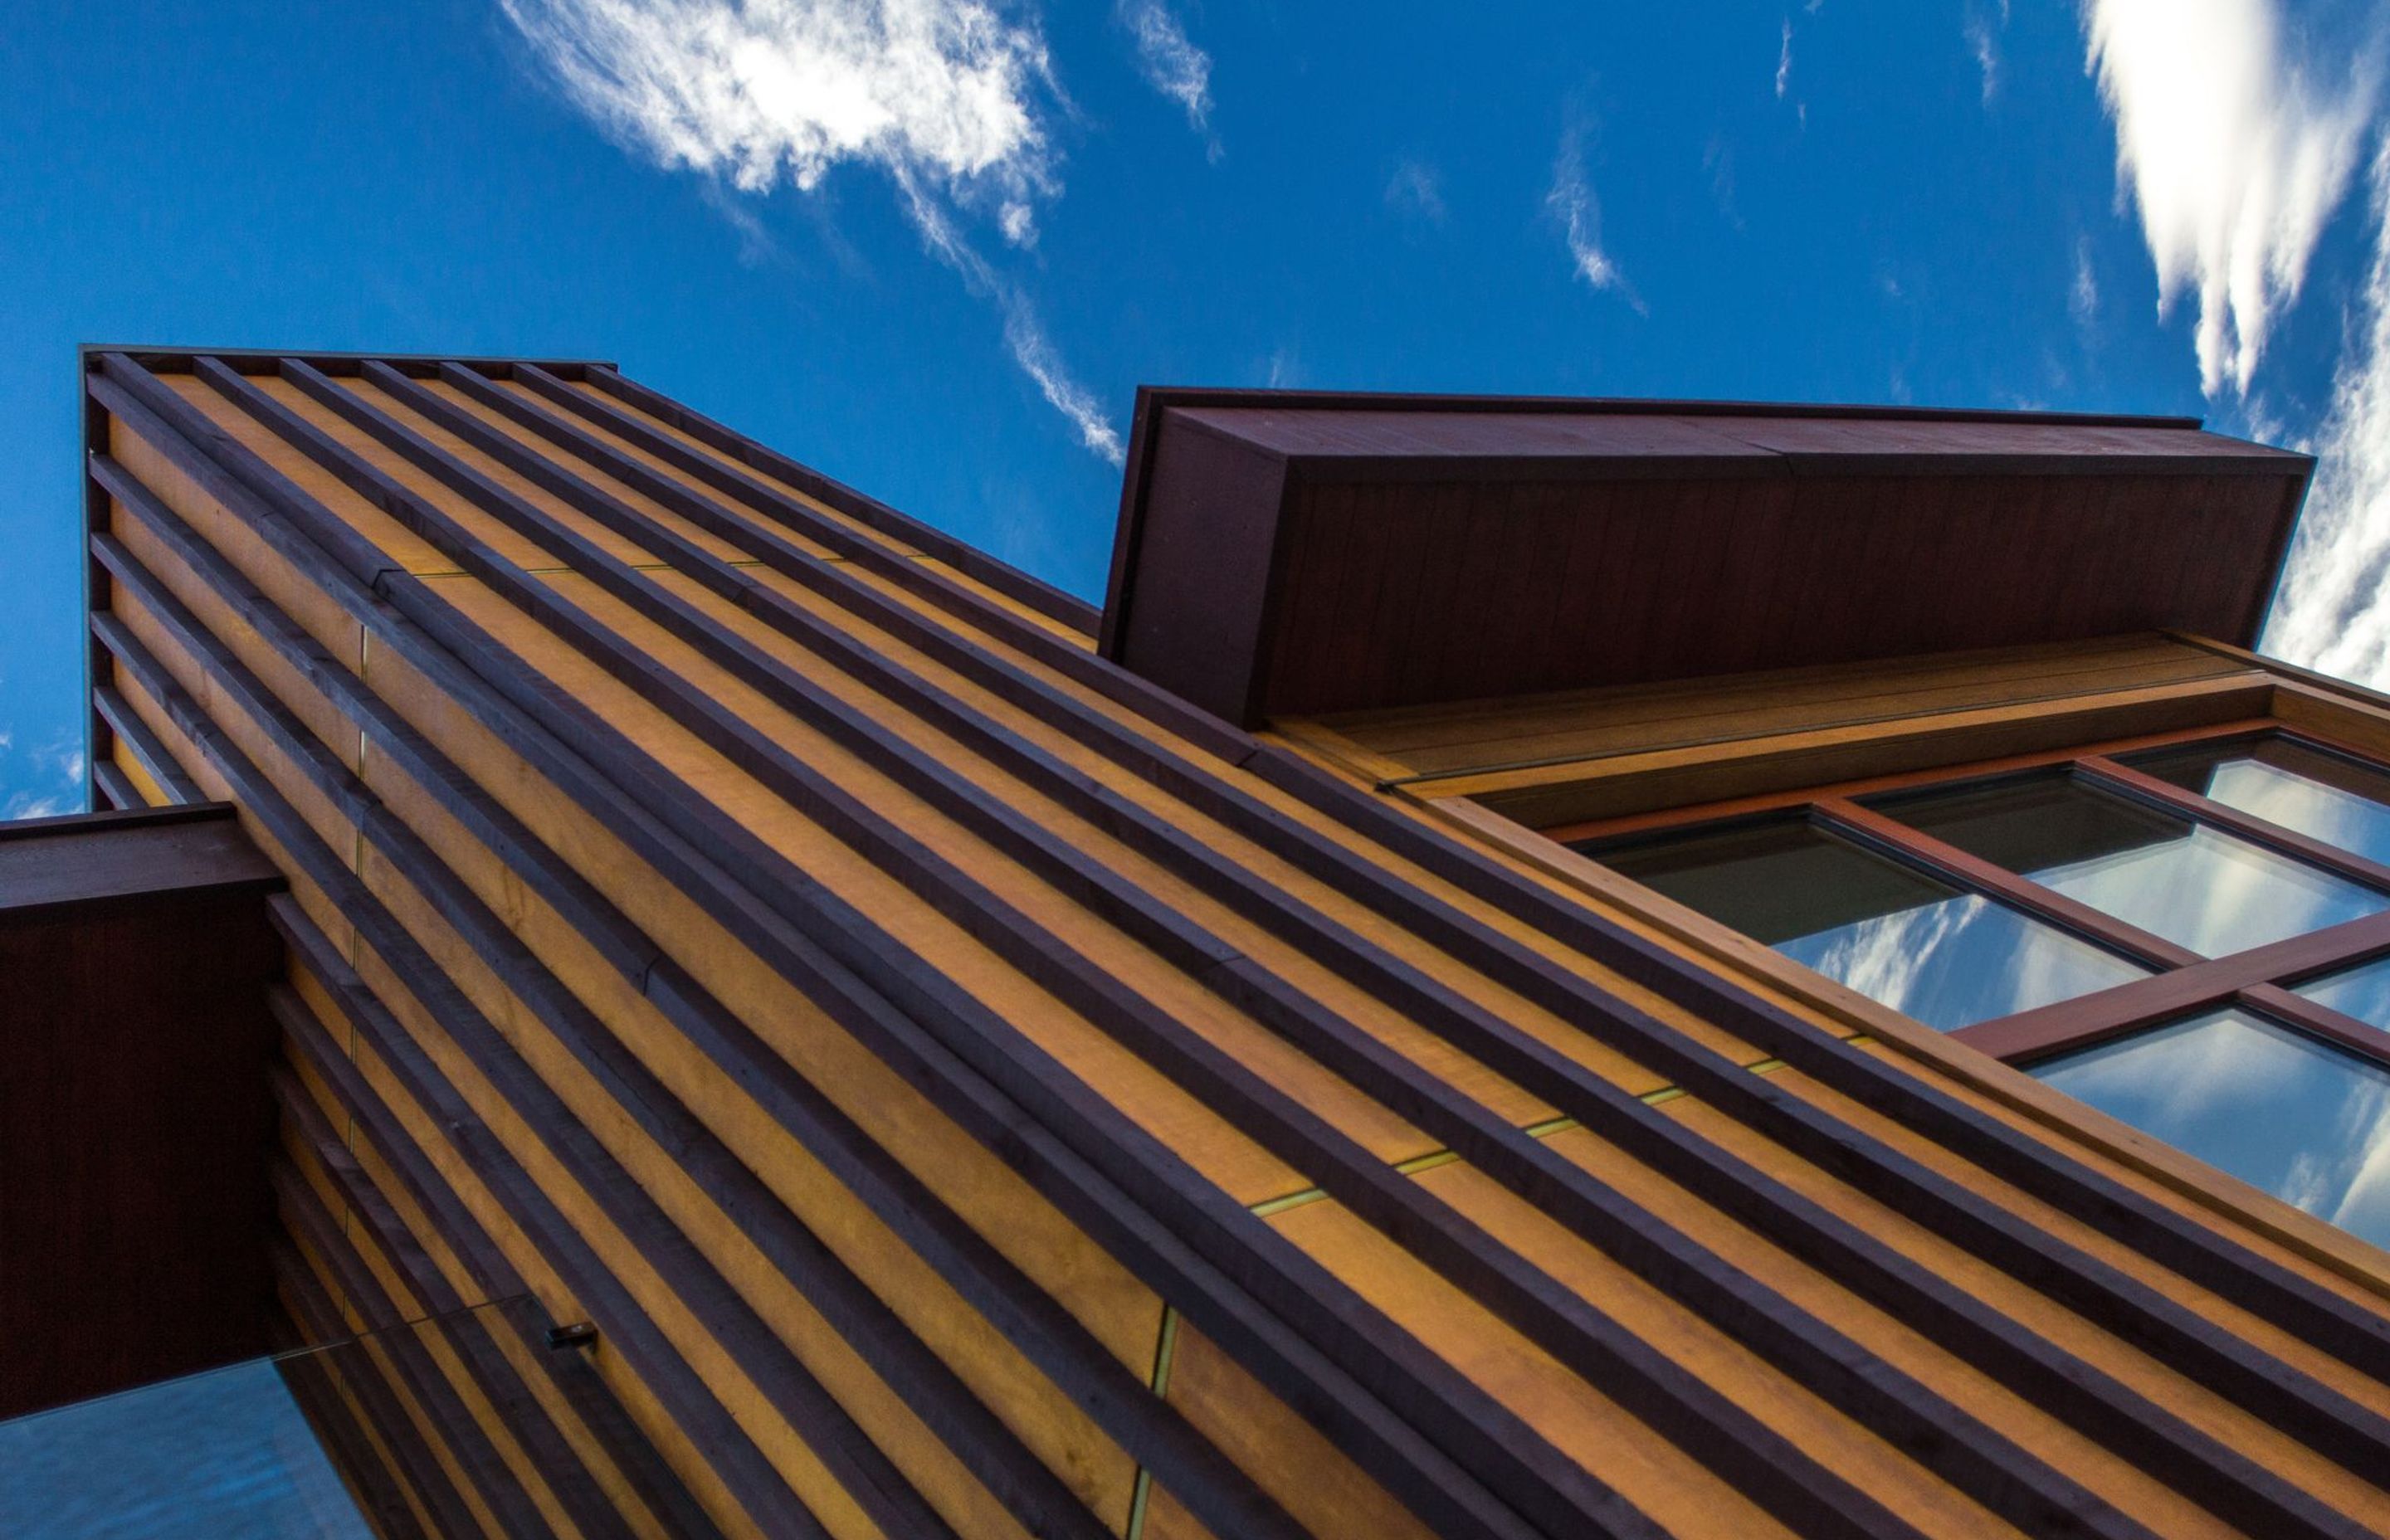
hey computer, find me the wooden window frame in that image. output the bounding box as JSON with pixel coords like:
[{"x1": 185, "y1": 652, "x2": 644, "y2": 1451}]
[{"x1": 1544, "y1": 716, "x2": 2390, "y2": 1075}]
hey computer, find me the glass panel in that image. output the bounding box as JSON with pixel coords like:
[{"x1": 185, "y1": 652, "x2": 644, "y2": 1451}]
[
  {"x1": 1588, "y1": 816, "x2": 2147, "y2": 1031},
  {"x1": 2295, "y1": 954, "x2": 2390, "y2": 1031},
  {"x1": 2032, "y1": 1008, "x2": 2390, "y2": 1250},
  {"x1": 1873, "y1": 774, "x2": 2387, "y2": 957},
  {"x1": 0, "y1": 1295, "x2": 612, "y2": 1539},
  {"x1": 2126, "y1": 735, "x2": 2390, "y2": 866},
  {"x1": 0, "y1": 1357, "x2": 377, "y2": 1538}
]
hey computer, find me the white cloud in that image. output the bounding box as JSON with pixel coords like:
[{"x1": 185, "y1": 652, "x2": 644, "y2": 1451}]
[
  {"x1": 2071, "y1": 235, "x2": 2099, "y2": 328},
  {"x1": 1548, "y1": 119, "x2": 1641, "y2": 310},
  {"x1": 500, "y1": 0, "x2": 1056, "y2": 219},
  {"x1": 1775, "y1": 17, "x2": 1792, "y2": 100},
  {"x1": 2082, "y1": 0, "x2": 2380, "y2": 394},
  {"x1": 1, "y1": 727, "x2": 85, "y2": 823},
  {"x1": 501, "y1": 0, "x2": 1128, "y2": 459},
  {"x1": 1115, "y1": 0, "x2": 1216, "y2": 154},
  {"x1": 2266, "y1": 142, "x2": 2390, "y2": 680},
  {"x1": 1384, "y1": 158, "x2": 1446, "y2": 223},
  {"x1": 894, "y1": 173, "x2": 1124, "y2": 462},
  {"x1": 1965, "y1": 2, "x2": 2002, "y2": 105}
]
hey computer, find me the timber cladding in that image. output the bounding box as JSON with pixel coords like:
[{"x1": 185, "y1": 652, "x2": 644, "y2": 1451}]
[
  {"x1": 78, "y1": 348, "x2": 2390, "y2": 1538},
  {"x1": 1101, "y1": 391, "x2": 2312, "y2": 726}
]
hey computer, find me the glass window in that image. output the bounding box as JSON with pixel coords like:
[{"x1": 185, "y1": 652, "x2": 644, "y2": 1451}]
[
  {"x1": 1588, "y1": 816, "x2": 2147, "y2": 1031},
  {"x1": 1871, "y1": 774, "x2": 2387, "y2": 957},
  {"x1": 2031, "y1": 1008, "x2": 2390, "y2": 1250},
  {"x1": 2125, "y1": 735, "x2": 2390, "y2": 867},
  {"x1": 0, "y1": 1357, "x2": 375, "y2": 1539},
  {"x1": 2294, "y1": 955, "x2": 2390, "y2": 1032}
]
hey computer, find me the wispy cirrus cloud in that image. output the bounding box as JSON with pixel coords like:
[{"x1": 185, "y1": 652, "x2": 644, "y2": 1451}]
[
  {"x1": 0, "y1": 727, "x2": 83, "y2": 823},
  {"x1": 1964, "y1": 0, "x2": 2008, "y2": 105},
  {"x1": 499, "y1": 0, "x2": 1124, "y2": 460},
  {"x1": 1115, "y1": 0, "x2": 1217, "y2": 156},
  {"x1": 2079, "y1": 0, "x2": 2390, "y2": 684},
  {"x1": 2070, "y1": 234, "x2": 2099, "y2": 329},
  {"x1": 1548, "y1": 115, "x2": 1641, "y2": 310},
  {"x1": 2266, "y1": 141, "x2": 2390, "y2": 679},
  {"x1": 1384, "y1": 158, "x2": 1446, "y2": 224},
  {"x1": 2082, "y1": 0, "x2": 2380, "y2": 395}
]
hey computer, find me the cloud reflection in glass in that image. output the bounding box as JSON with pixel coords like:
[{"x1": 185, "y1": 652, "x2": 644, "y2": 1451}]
[
  {"x1": 2129, "y1": 735, "x2": 2390, "y2": 867},
  {"x1": 1588, "y1": 817, "x2": 2146, "y2": 1031},
  {"x1": 2032, "y1": 1009, "x2": 2390, "y2": 1250},
  {"x1": 1875, "y1": 774, "x2": 2387, "y2": 957}
]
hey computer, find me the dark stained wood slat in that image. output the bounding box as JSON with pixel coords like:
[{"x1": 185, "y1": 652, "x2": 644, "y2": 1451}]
[
  {"x1": 241, "y1": 368, "x2": 1717, "y2": 1540},
  {"x1": 94, "y1": 682, "x2": 205, "y2": 801},
  {"x1": 79, "y1": 351, "x2": 2390, "y2": 1540},
  {"x1": 271, "y1": 1162, "x2": 571, "y2": 1540},
  {"x1": 91, "y1": 626, "x2": 846, "y2": 1540},
  {"x1": 272, "y1": 1240, "x2": 492, "y2": 1540},
  {"x1": 254, "y1": 360, "x2": 2390, "y2": 1535},
  {"x1": 247, "y1": 353, "x2": 2390, "y2": 1520},
  {"x1": 256, "y1": 356, "x2": 2099, "y2": 1540},
  {"x1": 573, "y1": 365, "x2": 1100, "y2": 635},
  {"x1": 272, "y1": 1063, "x2": 661, "y2": 1540},
  {"x1": 93, "y1": 364, "x2": 1538, "y2": 1540},
  {"x1": 90, "y1": 758, "x2": 142, "y2": 811},
  {"x1": 95, "y1": 568, "x2": 1004, "y2": 1540},
  {"x1": 297, "y1": 357, "x2": 2215, "y2": 1536}
]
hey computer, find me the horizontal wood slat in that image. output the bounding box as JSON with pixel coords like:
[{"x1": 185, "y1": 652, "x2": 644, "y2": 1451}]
[{"x1": 78, "y1": 350, "x2": 2390, "y2": 1540}]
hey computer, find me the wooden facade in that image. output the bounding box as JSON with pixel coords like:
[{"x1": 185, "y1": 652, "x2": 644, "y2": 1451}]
[{"x1": 72, "y1": 353, "x2": 2390, "y2": 1537}]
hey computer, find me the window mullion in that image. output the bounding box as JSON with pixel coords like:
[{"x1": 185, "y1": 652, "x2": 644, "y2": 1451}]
[
  {"x1": 2077, "y1": 754, "x2": 2390, "y2": 893},
  {"x1": 1813, "y1": 797, "x2": 2198, "y2": 967},
  {"x1": 2237, "y1": 983, "x2": 2390, "y2": 1073},
  {"x1": 1951, "y1": 909, "x2": 2390, "y2": 1062}
]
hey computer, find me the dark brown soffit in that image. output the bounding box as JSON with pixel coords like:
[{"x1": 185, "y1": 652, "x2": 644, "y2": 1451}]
[{"x1": 1099, "y1": 387, "x2": 2316, "y2": 727}]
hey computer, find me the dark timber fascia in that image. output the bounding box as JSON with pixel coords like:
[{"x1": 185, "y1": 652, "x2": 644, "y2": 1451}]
[{"x1": 0, "y1": 800, "x2": 279, "y2": 923}]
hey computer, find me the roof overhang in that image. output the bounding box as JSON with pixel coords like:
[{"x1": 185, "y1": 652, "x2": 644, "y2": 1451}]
[
  {"x1": 1099, "y1": 389, "x2": 2315, "y2": 727},
  {"x1": 0, "y1": 805, "x2": 285, "y2": 1417}
]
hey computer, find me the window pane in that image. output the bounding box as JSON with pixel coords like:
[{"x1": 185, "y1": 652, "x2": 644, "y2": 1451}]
[
  {"x1": 2032, "y1": 1009, "x2": 2390, "y2": 1250},
  {"x1": 1872, "y1": 775, "x2": 2386, "y2": 957},
  {"x1": 2294, "y1": 955, "x2": 2390, "y2": 1031},
  {"x1": 2125, "y1": 736, "x2": 2390, "y2": 867},
  {"x1": 1588, "y1": 817, "x2": 2146, "y2": 1031}
]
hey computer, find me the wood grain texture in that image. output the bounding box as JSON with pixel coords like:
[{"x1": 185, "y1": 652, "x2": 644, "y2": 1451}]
[
  {"x1": 0, "y1": 826, "x2": 281, "y2": 1416},
  {"x1": 78, "y1": 352, "x2": 2390, "y2": 1540},
  {"x1": 1106, "y1": 394, "x2": 2308, "y2": 723}
]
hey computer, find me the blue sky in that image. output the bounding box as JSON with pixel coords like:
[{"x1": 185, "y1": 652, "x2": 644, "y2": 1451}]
[{"x1": 4, "y1": 0, "x2": 2388, "y2": 817}]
